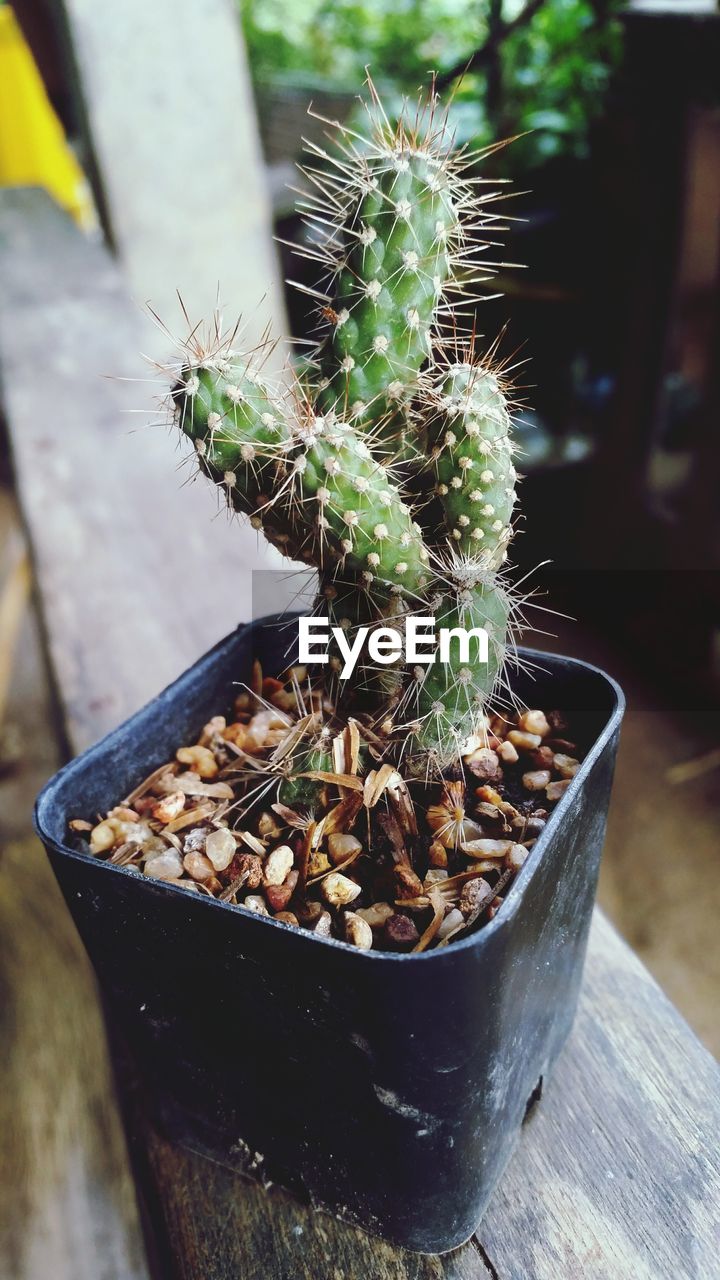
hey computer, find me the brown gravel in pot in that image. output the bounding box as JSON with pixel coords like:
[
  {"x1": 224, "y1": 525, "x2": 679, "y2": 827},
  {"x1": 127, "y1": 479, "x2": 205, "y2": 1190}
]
[{"x1": 70, "y1": 665, "x2": 586, "y2": 953}]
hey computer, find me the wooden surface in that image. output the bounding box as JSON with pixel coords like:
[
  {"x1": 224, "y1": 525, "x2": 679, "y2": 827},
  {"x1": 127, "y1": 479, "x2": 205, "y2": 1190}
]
[
  {"x1": 0, "y1": 188, "x2": 281, "y2": 751},
  {"x1": 0, "y1": 492, "x2": 148, "y2": 1280},
  {"x1": 2, "y1": 189, "x2": 720, "y2": 1279},
  {"x1": 57, "y1": 0, "x2": 287, "y2": 346}
]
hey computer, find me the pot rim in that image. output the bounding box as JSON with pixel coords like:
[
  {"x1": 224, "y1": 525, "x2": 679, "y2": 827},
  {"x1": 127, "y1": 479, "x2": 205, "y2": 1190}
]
[{"x1": 34, "y1": 632, "x2": 625, "y2": 967}]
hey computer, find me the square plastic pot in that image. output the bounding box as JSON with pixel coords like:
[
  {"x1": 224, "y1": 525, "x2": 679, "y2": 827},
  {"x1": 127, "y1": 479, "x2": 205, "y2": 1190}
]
[{"x1": 35, "y1": 616, "x2": 624, "y2": 1254}]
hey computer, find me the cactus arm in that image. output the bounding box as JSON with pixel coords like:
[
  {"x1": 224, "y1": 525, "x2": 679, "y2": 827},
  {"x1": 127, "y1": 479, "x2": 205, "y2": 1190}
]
[
  {"x1": 173, "y1": 357, "x2": 307, "y2": 556},
  {"x1": 174, "y1": 358, "x2": 430, "y2": 601},
  {"x1": 176, "y1": 360, "x2": 290, "y2": 477},
  {"x1": 425, "y1": 363, "x2": 517, "y2": 565},
  {"x1": 407, "y1": 574, "x2": 511, "y2": 764},
  {"x1": 316, "y1": 152, "x2": 458, "y2": 446},
  {"x1": 296, "y1": 417, "x2": 429, "y2": 595}
]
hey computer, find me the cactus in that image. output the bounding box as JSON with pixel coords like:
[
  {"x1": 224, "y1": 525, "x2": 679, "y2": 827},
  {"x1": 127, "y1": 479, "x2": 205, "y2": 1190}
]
[
  {"x1": 169, "y1": 85, "x2": 524, "y2": 774},
  {"x1": 404, "y1": 561, "x2": 513, "y2": 762},
  {"x1": 299, "y1": 90, "x2": 501, "y2": 456},
  {"x1": 424, "y1": 361, "x2": 517, "y2": 565}
]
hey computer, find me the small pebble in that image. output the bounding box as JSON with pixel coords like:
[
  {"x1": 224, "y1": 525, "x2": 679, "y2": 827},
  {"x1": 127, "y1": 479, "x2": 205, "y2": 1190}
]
[
  {"x1": 107, "y1": 806, "x2": 139, "y2": 823},
  {"x1": 142, "y1": 836, "x2": 169, "y2": 860},
  {"x1": 497, "y1": 740, "x2": 519, "y2": 764},
  {"x1": 356, "y1": 902, "x2": 394, "y2": 929},
  {"x1": 228, "y1": 851, "x2": 264, "y2": 890},
  {"x1": 437, "y1": 908, "x2": 464, "y2": 940},
  {"x1": 257, "y1": 811, "x2": 282, "y2": 839},
  {"x1": 522, "y1": 769, "x2": 552, "y2": 792},
  {"x1": 465, "y1": 747, "x2": 503, "y2": 783},
  {"x1": 274, "y1": 911, "x2": 299, "y2": 927},
  {"x1": 176, "y1": 745, "x2": 219, "y2": 778},
  {"x1": 382, "y1": 913, "x2": 419, "y2": 951},
  {"x1": 89, "y1": 820, "x2": 116, "y2": 854},
  {"x1": 327, "y1": 833, "x2": 362, "y2": 865},
  {"x1": 243, "y1": 709, "x2": 288, "y2": 752},
  {"x1": 513, "y1": 815, "x2": 546, "y2": 841},
  {"x1": 459, "y1": 877, "x2": 494, "y2": 919},
  {"x1": 344, "y1": 911, "x2": 373, "y2": 950},
  {"x1": 508, "y1": 730, "x2": 542, "y2": 752},
  {"x1": 546, "y1": 779, "x2": 572, "y2": 802},
  {"x1": 394, "y1": 864, "x2": 424, "y2": 899},
  {"x1": 222, "y1": 722, "x2": 247, "y2": 748},
  {"x1": 423, "y1": 869, "x2": 449, "y2": 889},
  {"x1": 467, "y1": 858, "x2": 505, "y2": 875},
  {"x1": 428, "y1": 840, "x2": 448, "y2": 869},
  {"x1": 475, "y1": 784, "x2": 505, "y2": 807},
  {"x1": 183, "y1": 827, "x2": 208, "y2": 855},
  {"x1": 205, "y1": 827, "x2": 236, "y2": 872},
  {"x1": 312, "y1": 910, "x2": 333, "y2": 937},
  {"x1": 553, "y1": 754, "x2": 580, "y2": 779},
  {"x1": 265, "y1": 870, "x2": 298, "y2": 912},
  {"x1": 144, "y1": 849, "x2": 184, "y2": 881},
  {"x1": 527, "y1": 746, "x2": 554, "y2": 771},
  {"x1": 519, "y1": 710, "x2": 551, "y2": 738},
  {"x1": 504, "y1": 844, "x2": 529, "y2": 873},
  {"x1": 199, "y1": 715, "x2": 226, "y2": 746},
  {"x1": 461, "y1": 838, "x2": 512, "y2": 859},
  {"x1": 295, "y1": 899, "x2": 324, "y2": 927},
  {"x1": 322, "y1": 872, "x2": 362, "y2": 908},
  {"x1": 183, "y1": 851, "x2": 217, "y2": 884},
  {"x1": 264, "y1": 844, "x2": 294, "y2": 885},
  {"x1": 307, "y1": 849, "x2": 331, "y2": 877},
  {"x1": 152, "y1": 790, "x2": 185, "y2": 824},
  {"x1": 243, "y1": 894, "x2": 270, "y2": 916},
  {"x1": 474, "y1": 817, "x2": 510, "y2": 840}
]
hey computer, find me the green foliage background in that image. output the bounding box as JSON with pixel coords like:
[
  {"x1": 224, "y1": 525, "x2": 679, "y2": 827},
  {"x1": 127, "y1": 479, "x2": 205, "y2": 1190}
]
[{"x1": 241, "y1": 0, "x2": 623, "y2": 171}]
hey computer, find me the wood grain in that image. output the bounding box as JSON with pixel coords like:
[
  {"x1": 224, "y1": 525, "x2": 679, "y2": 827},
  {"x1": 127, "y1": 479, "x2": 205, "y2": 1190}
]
[
  {"x1": 0, "y1": 188, "x2": 281, "y2": 753},
  {"x1": 0, "y1": 493, "x2": 147, "y2": 1280},
  {"x1": 57, "y1": 0, "x2": 288, "y2": 344},
  {"x1": 3, "y1": 190, "x2": 720, "y2": 1279},
  {"x1": 478, "y1": 911, "x2": 720, "y2": 1279}
]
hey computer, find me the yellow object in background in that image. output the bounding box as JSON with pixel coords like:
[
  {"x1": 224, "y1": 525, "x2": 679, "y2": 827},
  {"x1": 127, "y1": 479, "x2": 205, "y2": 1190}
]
[{"x1": 0, "y1": 5, "x2": 94, "y2": 226}]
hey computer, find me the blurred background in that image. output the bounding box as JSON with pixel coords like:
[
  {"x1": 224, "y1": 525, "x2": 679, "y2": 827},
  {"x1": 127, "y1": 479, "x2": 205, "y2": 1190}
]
[{"x1": 0, "y1": 0, "x2": 719, "y2": 1271}]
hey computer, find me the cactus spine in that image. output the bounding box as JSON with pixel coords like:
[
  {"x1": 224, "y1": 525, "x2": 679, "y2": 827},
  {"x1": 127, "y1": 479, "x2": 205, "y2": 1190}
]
[{"x1": 170, "y1": 86, "x2": 523, "y2": 771}]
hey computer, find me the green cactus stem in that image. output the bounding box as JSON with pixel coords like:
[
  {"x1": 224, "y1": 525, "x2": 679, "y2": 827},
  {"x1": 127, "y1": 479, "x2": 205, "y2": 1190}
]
[
  {"x1": 426, "y1": 362, "x2": 517, "y2": 565},
  {"x1": 296, "y1": 96, "x2": 502, "y2": 456},
  {"x1": 315, "y1": 152, "x2": 457, "y2": 445},
  {"x1": 173, "y1": 354, "x2": 300, "y2": 553},
  {"x1": 167, "y1": 81, "x2": 527, "y2": 780},
  {"x1": 174, "y1": 363, "x2": 430, "y2": 600},
  {"x1": 295, "y1": 414, "x2": 429, "y2": 593},
  {"x1": 407, "y1": 569, "x2": 511, "y2": 764}
]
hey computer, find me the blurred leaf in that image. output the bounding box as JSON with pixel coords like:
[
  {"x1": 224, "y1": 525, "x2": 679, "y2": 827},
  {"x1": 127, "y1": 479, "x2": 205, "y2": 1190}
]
[{"x1": 240, "y1": 0, "x2": 624, "y2": 171}]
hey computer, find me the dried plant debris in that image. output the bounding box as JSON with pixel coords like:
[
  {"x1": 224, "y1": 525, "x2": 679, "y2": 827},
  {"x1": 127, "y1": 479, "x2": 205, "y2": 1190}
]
[{"x1": 70, "y1": 666, "x2": 585, "y2": 953}]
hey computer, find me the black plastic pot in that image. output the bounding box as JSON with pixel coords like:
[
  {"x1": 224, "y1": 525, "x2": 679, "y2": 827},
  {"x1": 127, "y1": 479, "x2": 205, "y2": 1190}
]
[{"x1": 35, "y1": 617, "x2": 624, "y2": 1254}]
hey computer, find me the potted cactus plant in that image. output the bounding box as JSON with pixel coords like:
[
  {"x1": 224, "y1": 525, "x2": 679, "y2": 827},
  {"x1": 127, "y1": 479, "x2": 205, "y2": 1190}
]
[{"x1": 35, "y1": 86, "x2": 624, "y2": 1253}]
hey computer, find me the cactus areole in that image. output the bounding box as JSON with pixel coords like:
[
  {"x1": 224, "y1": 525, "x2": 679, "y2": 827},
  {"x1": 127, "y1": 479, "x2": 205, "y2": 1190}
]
[{"x1": 171, "y1": 84, "x2": 528, "y2": 776}]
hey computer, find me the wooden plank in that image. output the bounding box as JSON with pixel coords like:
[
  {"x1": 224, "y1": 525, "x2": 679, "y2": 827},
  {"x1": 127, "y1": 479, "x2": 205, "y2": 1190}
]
[
  {"x1": 3, "y1": 189, "x2": 720, "y2": 1279},
  {"x1": 479, "y1": 910, "x2": 720, "y2": 1279},
  {"x1": 56, "y1": 0, "x2": 288, "y2": 350},
  {"x1": 0, "y1": 495, "x2": 148, "y2": 1280},
  {"x1": 0, "y1": 188, "x2": 282, "y2": 752}
]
